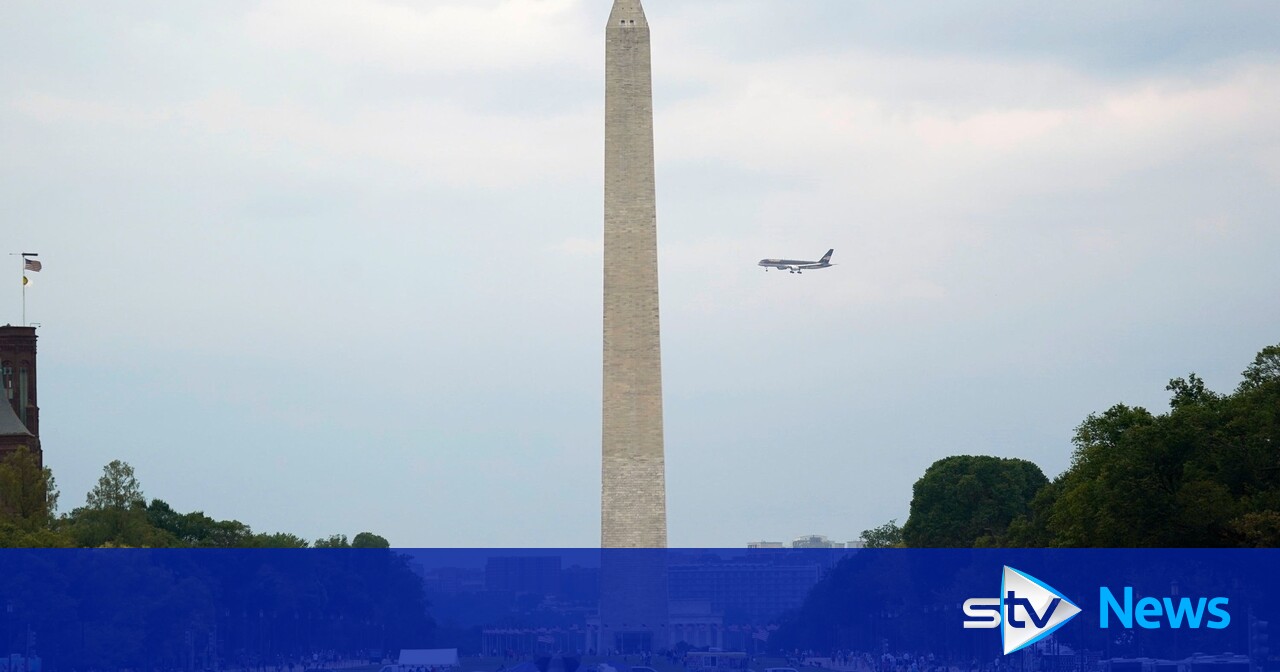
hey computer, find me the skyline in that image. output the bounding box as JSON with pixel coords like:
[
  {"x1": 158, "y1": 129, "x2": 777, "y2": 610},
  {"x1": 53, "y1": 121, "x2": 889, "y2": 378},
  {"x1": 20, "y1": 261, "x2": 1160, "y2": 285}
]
[{"x1": 2, "y1": 1, "x2": 1279, "y2": 546}]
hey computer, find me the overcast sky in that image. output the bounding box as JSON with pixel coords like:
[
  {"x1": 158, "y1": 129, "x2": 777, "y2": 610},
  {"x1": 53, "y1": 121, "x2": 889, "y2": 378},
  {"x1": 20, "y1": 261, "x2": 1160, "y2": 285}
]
[{"x1": 2, "y1": 0, "x2": 1279, "y2": 547}]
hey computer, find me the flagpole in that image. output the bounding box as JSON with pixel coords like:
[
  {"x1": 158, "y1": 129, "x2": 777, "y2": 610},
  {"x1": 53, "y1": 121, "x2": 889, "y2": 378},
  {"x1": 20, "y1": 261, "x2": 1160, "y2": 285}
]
[
  {"x1": 7, "y1": 254, "x2": 20, "y2": 326},
  {"x1": 11, "y1": 253, "x2": 37, "y2": 327}
]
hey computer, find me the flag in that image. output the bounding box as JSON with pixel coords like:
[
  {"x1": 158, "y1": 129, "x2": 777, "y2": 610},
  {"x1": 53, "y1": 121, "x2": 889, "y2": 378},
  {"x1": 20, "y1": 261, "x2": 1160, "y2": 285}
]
[{"x1": 23, "y1": 259, "x2": 41, "y2": 272}]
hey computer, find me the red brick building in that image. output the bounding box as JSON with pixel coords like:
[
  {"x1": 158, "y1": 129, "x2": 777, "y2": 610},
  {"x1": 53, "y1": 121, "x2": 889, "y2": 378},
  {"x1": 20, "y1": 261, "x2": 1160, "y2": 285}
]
[{"x1": 0, "y1": 326, "x2": 40, "y2": 461}]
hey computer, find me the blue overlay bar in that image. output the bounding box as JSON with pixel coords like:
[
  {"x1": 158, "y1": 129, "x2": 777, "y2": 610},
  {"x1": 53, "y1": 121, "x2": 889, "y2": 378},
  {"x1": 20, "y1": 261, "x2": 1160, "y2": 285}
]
[{"x1": 0, "y1": 549, "x2": 1275, "y2": 670}]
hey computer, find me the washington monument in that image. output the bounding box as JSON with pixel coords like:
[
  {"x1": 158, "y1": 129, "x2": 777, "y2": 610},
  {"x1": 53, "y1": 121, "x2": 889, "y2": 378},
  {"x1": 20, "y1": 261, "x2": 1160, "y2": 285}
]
[
  {"x1": 601, "y1": 0, "x2": 667, "y2": 550},
  {"x1": 599, "y1": 0, "x2": 669, "y2": 651}
]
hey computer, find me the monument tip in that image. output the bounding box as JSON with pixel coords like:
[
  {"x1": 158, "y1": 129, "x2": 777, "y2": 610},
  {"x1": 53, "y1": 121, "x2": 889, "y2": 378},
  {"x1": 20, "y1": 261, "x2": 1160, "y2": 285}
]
[{"x1": 607, "y1": 0, "x2": 648, "y2": 28}]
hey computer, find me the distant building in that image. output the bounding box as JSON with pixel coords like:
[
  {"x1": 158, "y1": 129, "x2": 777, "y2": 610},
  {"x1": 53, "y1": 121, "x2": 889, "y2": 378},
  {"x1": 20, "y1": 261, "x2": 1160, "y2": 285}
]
[
  {"x1": 483, "y1": 626, "x2": 588, "y2": 656},
  {"x1": 580, "y1": 600, "x2": 725, "y2": 655},
  {"x1": 748, "y1": 535, "x2": 860, "y2": 549},
  {"x1": 791, "y1": 534, "x2": 840, "y2": 548},
  {"x1": 486, "y1": 556, "x2": 561, "y2": 597},
  {"x1": 0, "y1": 326, "x2": 40, "y2": 461},
  {"x1": 423, "y1": 566, "x2": 486, "y2": 594},
  {"x1": 668, "y1": 599, "x2": 724, "y2": 648},
  {"x1": 561, "y1": 565, "x2": 600, "y2": 604},
  {"x1": 668, "y1": 560, "x2": 823, "y2": 623}
]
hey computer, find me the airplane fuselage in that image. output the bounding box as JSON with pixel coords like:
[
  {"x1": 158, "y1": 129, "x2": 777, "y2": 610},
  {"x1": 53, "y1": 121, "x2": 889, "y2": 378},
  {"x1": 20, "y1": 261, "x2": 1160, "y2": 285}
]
[
  {"x1": 759, "y1": 258, "x2": 821, "y2": 267},
  {"x1": 758, "y1": 249, "x2": 835, "y2": 273}
]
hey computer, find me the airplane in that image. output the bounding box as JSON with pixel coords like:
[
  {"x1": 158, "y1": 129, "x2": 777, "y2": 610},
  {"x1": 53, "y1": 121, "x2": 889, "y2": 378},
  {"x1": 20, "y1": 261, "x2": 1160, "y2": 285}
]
[{"x1": 758, "y1": 249, "x2": 835, "y2": 273}]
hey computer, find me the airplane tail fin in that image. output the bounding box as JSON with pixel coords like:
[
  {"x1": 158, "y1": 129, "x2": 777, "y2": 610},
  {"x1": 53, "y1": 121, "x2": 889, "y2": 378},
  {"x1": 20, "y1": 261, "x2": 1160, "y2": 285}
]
[{"x1": 819, "y1": 249, "x2": 834, "y2": 264}]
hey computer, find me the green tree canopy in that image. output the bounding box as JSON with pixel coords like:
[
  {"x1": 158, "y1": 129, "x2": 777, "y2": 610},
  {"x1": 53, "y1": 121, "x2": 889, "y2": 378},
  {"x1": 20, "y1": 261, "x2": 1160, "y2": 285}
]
[
  {"x1": 352, "y1": 531, "x2": 391, "y2": 548},
  {"x1": 314, "y1": 533, "x2": 351, "y2": 548},
  {"x1": 858, "y1": 519, "x2": 903, "y2": 548},
  {"x1": 902, "y1": 455, "x2": 1048, "y2": 547},
  {"x1": 145, "y1": 499, "x2": 255, "y2": 547},
  {"x1": 1239, "y1": 344, "x2": 1280, "y2": 390},
  {"x1": 0, "y1": 455, "x2": 378, "y2": 550},
  {"x1": 246, "y1": 531, "x2": 310, "y2": 548},
  {"x1": 85, "y1": 459, "x2": 144, "y2": 510},
  {"x1": 1010, "y1": 343, "x2": 1280, "y2": 547},
  {"x1": 68, "y1": 460, "x2": 173, "y2": 547},
  {"x1": 0, "y1": 445, "x2": 59, "y2": 530}
]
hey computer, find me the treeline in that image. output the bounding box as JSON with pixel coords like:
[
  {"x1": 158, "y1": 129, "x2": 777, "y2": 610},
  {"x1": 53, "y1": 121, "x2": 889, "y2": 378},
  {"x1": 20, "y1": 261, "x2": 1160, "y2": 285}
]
[
  {"x1": 0, "y1": 458, "x2": 434, "y2": 666},
  {"x1": 774, "y1": 345, "x2": 1280, "y2": 655},
  {"x1": 0, "y1": 453, "x2": 391, "y2": 549},
  {"x1": 859, "y1": 343, "x2": 1280, "y2": 548}
]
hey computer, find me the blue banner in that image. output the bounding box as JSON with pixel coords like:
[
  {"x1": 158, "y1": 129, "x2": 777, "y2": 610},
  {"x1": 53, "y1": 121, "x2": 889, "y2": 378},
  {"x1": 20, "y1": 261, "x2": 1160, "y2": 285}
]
[{"x1": 0, "y1": 549, "x2": 1274, "y2": 671}]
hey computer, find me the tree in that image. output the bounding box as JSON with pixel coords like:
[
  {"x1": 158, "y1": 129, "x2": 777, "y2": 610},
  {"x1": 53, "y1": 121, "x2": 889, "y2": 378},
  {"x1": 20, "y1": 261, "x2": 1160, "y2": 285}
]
[
  {"x1": 314, "y1": 534, "x2": 351, "y2": 548},
  {"x1": 248, "y1": 532, "x2": 310, "y2": 548},
  {"x1": 146, "y1": 499, "x2": 254, "y2": 547},
  {"x1": 1023, "y1": 343, "x2": 1280, "y2": 547},
  {"x1": 352, "y1": 531, "x2": 391, "y2": 548},
  {"x1": 1230, "y1": 511, "x2": 1280, "y2": 547},
  {"x1": 0, "y1": 446, "x2": 59, "y2": 530},
  {"x1": 858, "y1": 519, "x2": 903, "y2": 548},
  {"x1": 85, "y1": 460, "x2": 145, "y2": 510},
  {"x1": 0, "y1": 453, "x2": 390, "y2": 551},
  {"x1": 1041, "y1": 403, "x2": 1159, "y2": 546},
  {"x1": 1239, "y1": 344, "x2": 1280, "y2": 390},
  {"x1": 1166, "y1": 373, "x2": 1220, "y2": 408},
  {"x1": 68, "y1": 460, "x2": 172, "y2": 547},
  {"x1": 0, "y1": 521, "x2": 73, "y2": 547},
  {"x1": 901, "y1": 455, "x2": 1048, "y2": 547}
]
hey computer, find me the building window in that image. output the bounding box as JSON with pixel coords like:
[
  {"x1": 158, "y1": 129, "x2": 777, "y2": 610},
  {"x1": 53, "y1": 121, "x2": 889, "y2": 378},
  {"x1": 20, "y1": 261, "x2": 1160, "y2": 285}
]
[{"x1": 17, "y1": 367, "x2": 27, "y2": 424}]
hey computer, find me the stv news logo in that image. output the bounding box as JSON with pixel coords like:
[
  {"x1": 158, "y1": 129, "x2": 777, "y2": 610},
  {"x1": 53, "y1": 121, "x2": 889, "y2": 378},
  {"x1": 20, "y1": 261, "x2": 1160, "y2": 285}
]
[
  {"x1": 962, "y1": 566, "x2": 1082, "y2": 655},
  {"x1": 962, "y1": 566, "x2": 1234, "y2": 656}
]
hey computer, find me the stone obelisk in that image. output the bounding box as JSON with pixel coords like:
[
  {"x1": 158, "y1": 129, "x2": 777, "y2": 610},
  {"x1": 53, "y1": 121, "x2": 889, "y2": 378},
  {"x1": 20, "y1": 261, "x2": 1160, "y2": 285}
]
[
  {"x1": 602, "y1": 0, "x2": 666, "y2": 550},
  {"x1": 599, "y1": 0, "x2": 669, "y2": 654}
]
